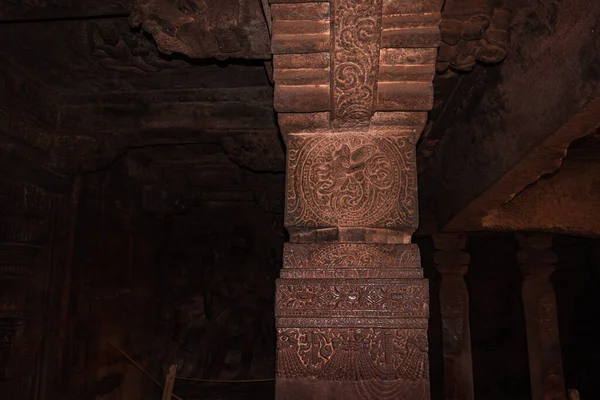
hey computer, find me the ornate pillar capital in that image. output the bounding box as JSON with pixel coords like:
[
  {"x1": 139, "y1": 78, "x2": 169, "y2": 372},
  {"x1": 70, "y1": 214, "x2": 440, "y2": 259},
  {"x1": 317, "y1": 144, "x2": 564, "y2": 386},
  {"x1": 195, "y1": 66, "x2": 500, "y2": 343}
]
[{"x1": 516, "y1": 233, "x2": 558, "y2": 280}]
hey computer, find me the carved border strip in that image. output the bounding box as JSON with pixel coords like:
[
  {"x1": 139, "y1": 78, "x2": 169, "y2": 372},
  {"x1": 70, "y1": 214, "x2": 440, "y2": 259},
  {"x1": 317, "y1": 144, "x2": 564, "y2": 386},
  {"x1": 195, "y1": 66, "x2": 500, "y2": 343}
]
[
  {"x1": 277, "y1": 317, "x2": 429, "y2": 328},
  {"x1": 284, "y1": 243, "x2": 421, "y2": 268},
  {"x1": 276, "y1": 278, "x2": 429, "y2": 318},
  {"x1": 280, "y1": 268, "x2": 424, "y2": 279}
]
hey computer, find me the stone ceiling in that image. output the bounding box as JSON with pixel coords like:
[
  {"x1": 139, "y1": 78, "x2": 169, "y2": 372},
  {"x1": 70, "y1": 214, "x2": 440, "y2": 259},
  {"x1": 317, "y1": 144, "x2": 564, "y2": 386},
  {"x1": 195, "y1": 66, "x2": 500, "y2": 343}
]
[{"x1": 1, "y1": 0, "x2": 599, "y2": 236}]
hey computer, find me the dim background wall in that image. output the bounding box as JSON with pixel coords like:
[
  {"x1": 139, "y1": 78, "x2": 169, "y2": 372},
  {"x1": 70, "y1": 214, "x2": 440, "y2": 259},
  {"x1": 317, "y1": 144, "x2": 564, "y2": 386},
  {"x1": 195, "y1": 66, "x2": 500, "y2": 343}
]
[
  {"x1": 59, "y1": 157, "x2": 283, "y2": 399},
  {"x1": 419, "y1": 233, "x2": 600, "y2": 400}
]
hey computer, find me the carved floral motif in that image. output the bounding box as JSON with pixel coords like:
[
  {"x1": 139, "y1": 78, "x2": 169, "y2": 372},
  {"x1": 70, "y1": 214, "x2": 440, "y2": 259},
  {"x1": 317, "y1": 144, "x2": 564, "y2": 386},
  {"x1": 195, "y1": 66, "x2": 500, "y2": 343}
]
[{"x1": 332, "y1": 0, "x2": 382, "y2": 124}]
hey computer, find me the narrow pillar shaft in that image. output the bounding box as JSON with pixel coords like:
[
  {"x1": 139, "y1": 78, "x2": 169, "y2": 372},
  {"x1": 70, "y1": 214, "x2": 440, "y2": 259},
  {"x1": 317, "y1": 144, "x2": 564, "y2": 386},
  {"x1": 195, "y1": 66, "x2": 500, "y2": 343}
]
[
  {"x1": 0, "y1": 178, "x2": 53, "y2": 398},
  {"x1": 432, "y1": 234, "x2": 474, "y2": 400},
  {"x1": 516, "y1": 234, "x2": 566, "y2": 400},
  {"x1": 269, "y1": 0, "x2": 443, "y2": 398},
  {"x1": 593, "y1": 240, "x2": 600, "y2": 277}
]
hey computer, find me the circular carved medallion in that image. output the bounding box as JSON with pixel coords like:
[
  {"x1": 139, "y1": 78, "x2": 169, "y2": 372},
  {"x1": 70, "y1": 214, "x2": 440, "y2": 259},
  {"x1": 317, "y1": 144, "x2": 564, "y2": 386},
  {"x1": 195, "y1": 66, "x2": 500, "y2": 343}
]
[{"x1": 288, "y1": 135, "x2": 412, "y2": 227}]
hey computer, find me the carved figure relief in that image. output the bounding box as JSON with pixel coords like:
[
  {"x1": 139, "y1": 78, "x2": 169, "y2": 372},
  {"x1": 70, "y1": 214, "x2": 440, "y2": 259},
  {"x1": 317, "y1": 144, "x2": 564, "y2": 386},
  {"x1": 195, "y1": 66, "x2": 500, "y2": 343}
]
[
  {"x1": 89, "y1": 20, "x2": 189, "y2": 73},
  {"x1": 129, "y1": 0, "x2": 270, "y2": 60},
  {"x1": 277, "y1": 328, "x2": 429, "y2": 399},
  {"x1": 286, "y1": 134, "x2": 417, "y2": 229},
  {"x1": 437, "y1": 0, "x2": 512, "y2": 75},
  {"x1": 332, "y1": 0, "x2": 382, "y2": 123}
]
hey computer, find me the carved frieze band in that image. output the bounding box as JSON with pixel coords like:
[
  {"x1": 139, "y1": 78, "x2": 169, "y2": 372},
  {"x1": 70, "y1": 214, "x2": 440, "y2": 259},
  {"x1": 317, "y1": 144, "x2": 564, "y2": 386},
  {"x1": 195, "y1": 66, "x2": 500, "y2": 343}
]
[
  {"x1": 285, "y1": 133, "x2": 417, "y2": 230},
  {"x1": 281, "y1": 243, "x2": 422, "y2": 278},
  {"x1": 276, "y1": 278, "x2": 428, "y2": 318}
]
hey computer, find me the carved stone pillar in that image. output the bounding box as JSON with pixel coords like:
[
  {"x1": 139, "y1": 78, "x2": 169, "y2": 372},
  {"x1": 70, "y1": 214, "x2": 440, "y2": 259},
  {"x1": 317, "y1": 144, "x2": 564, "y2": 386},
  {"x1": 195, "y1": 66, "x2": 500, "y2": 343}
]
[
  {"x1": 432, "y1": 233, "x2": 474, "y2": 400},
  {"x1": 0, "y1": 178, "x2": 53, "y2": 398},
  {"x1": 516, "y1": 234, "x2": 566, "y2": 400},
  {"x1": 270, "y1": 0, "x2": 442, "y2": 398}
]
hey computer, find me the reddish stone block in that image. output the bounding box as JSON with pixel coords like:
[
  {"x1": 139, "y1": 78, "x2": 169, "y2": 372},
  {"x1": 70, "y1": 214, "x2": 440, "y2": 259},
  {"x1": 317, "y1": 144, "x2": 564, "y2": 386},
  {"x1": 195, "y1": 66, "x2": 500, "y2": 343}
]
[{"x1": 285, "y1": 132, "x2": 418, "y2": 231}]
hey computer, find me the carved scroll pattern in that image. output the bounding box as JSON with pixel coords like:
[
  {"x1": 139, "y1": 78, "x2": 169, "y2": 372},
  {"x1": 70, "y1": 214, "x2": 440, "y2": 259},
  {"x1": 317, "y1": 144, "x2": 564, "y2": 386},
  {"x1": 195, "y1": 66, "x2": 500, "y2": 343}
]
[
  {"x1": 332, "y1": 0, "x2": 382, "y2": 124},
  {"x1": 277, "y1": 328, "x2": 429, "y2": 399},
  {"x1": 286, "y1": 134, "x2": 417, "y2": 228}
]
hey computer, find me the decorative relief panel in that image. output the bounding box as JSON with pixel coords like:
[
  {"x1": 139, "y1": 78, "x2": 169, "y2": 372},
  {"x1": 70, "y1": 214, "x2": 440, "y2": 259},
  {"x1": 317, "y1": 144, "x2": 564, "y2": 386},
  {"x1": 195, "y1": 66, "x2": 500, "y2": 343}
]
[
  {"x1": 332, "y1": 0, "x2": 382, "y2": 124},
  {"x1": 276, "y1": 279, "x2": 428, "y2": 318},
  {"x1": 283, "y1": 243, "x2": 420, "y2": 269},
  {"x1": 285, "y1": 133, "x2": 417, "y2": 230},
  {"x1": 277, "y1": 327, "x2": 430, "y2": 399},
  {"x1": 437, "y1": 1, "x2": 512, "y2": 75}
]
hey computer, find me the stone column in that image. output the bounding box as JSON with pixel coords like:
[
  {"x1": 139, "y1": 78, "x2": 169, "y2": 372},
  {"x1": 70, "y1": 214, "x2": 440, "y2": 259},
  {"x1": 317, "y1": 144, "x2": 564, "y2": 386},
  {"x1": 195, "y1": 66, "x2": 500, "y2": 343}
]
[
  {"x1": 516, "y1": 234, "x2": 566, "y2": 400},
  {"x1": 270, "y1": 0, "x2": 443, "y2": 399},
  {"x1": 432, "y1": 233, "x2": 474, "y2": 400}
]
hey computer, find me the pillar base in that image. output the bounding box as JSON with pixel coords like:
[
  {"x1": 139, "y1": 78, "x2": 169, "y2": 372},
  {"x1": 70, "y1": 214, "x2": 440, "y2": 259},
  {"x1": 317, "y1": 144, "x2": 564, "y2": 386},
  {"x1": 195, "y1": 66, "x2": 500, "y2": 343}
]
[
  {"x1": 276, "y1": 326, "x2": 430, "y2": 400},
  {"x1": 276, "y1": 244, "x2": 430, "y2": 400},
  {"x1": 277, "y1": 377, "x2": 430, "y2": 400}
]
